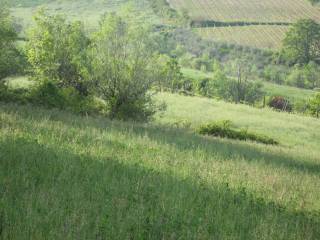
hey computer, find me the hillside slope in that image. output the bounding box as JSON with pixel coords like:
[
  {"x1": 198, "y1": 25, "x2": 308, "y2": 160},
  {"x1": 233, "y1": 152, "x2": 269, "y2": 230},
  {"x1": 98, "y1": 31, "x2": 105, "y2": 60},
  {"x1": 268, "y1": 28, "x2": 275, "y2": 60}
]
[
  {"x1": 1, "y1": 93, "x2": 320, "y2": 239},
  {"x1": 10, "y1": 0, "x2": 159, "y2": 34}
]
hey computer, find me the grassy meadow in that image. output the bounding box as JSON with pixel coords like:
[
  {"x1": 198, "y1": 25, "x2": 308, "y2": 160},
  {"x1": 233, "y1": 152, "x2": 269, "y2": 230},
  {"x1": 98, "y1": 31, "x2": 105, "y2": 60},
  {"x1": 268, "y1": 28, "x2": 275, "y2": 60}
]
[
  {"x1": 1, "y1": 92, "x2": 320, "y2": 239},
  {"x1": 1, "y1": 1, "x2": 320, "y2": 239},
  {"x1": 10, "y1": 0, "x2": 160, "y2": 35}
]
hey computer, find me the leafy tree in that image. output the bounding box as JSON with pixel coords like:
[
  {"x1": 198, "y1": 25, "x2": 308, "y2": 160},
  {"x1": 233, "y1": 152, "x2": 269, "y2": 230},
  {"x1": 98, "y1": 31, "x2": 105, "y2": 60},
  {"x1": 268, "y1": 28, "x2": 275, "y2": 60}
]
[
  {"x1": 162, "y1": 57, "x2": 184, "y2": 92},
  {"x1": 303, "y1": 62, "x2": 320, "y2": 89},
  {"x1": 308, "y1": 93, "x2": 320, "y2": 117},
  {"x1": 26, "y1": 10, "x2": 90, "y2": 95},
  {"x1": 196, "y1": 61, "x2": 226, "y2": 97},
  {"x1": 282, "y1": 19, "x2": 320, "y2": 65},
  {"x1": 223, "y1": 60, "x2": 265, "y2": 104},
  {"x1": 210, "y1": 61, "x2": 228, "y2": 98},
  {"x1": 286, "y1": 63, "x2": 320, "y2": 89},
  {"x1": 0, "y1": 1, "x2": 23, "y2": 80},
  {"x1": 308, "y1": 0, "x2": 320, "y2": 5},
  {"x1": 90, "y1": 13, "x2": 159, "y2": 120},
  {"x1": 286, "y1": 66, "x2": 307, "y2": 88},
  {"x1": 262, "y1": 65, "x2": 286, "y2": 85}
]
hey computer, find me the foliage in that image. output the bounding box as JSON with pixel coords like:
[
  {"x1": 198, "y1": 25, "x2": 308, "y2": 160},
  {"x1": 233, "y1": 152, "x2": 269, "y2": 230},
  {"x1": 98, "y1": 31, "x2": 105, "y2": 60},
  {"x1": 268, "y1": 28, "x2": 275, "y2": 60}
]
[
  {"x1": 218, "y1": 61, "x2": 265, "y2": 104},
  {"x1": 162, "y1": 57, "x2": 184, "y2": 92},
  {"x1": 262, "y1": 65, "x2": 287, "y2": 85},
  {"x1": 198, "y1": 120, "x2": 279, "y2": 145},
  {"x1": 0, "y1": 82, "x2": 28, "y2": 103},
  {"x1": 149, "y1": 0, "x2": 179, "y2": 19},
  {"x1": 28, "y1": 81, "x2": 104, "y2": 114},
  {"x1": 268, "y1": 96, "x2": 293, "y2": 112},
  {"x1": 307, "y1": 93, "x2": 320, "y2": 117},
  {"x1": 26, "y1": 10, "x2": 91, "y2": 96},
  {"x1": 308, "y1": 0, "x2": 320, "y2": 5},
  {"x1": 282, "y1": 19, "x2": 320, "y2": 65},
  {"x1": 286, "y1": 63, "x2": 320, "y2": 89},
  {"x1": 90, "y1": 12, "x2": 159, "y2": 121},
  {"x1": 0, "y1": 1, "x2": 25, "y2": 80},
  {"x1": 29, "y1": 81, "x2": 66, "y2": 109}
]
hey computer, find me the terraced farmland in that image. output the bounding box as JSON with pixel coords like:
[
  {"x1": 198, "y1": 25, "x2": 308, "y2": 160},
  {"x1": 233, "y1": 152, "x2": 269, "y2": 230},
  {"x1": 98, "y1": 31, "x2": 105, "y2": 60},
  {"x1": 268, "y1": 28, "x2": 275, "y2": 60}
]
[
  {"x1": 169, "y1": 0, "x2": 320, "y2": 23},
  {"x1": 168, "y1": 0, "x2": 320, "y2": 49},
  {"x1": 196, "y1": 25, "x2": 289, "y2": 49}
]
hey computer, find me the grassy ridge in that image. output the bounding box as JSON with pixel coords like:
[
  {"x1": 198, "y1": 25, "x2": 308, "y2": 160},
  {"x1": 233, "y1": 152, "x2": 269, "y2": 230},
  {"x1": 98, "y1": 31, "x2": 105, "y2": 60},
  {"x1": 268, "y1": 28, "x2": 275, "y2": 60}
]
[{"x1": 1, "y1": 93, "x2": 320, "y2": 239}]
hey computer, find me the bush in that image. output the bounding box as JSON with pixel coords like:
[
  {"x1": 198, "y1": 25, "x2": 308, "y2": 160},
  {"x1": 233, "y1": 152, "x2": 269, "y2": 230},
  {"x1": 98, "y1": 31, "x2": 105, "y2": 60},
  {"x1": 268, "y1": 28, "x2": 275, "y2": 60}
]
[
  {"x1": 26, "y1": 10, "x2": 90, "y2": 96},
  {"x1": 268, "y1": 96, "x2": 293, "y2": 112},
  {"x1": 29, "y1": 81, "x2": 103, "y2": 115},
  {"x1": 90, "y1": 13, "x2": 160, "y2": 121},
  {"x1": 29, "y1": 81, "x2": 66, "y2": 109},
  {"x1": 0, "y1": 82, "x2": 28, "y2": 103},
  {"x1": 197, "y1": 77, "x2": 214, "y2": 97},
  {"x1": 198, "y1": 120, "x2": 279, "y2": 145},
  {"x1": 307, "y1": 93, "x2": 320, "y2": 118}
]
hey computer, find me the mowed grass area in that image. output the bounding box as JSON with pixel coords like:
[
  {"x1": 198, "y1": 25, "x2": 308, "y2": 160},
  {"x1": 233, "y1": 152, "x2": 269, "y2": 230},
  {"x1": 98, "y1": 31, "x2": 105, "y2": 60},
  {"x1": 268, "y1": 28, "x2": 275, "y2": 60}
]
[
  {"x1": 196, "y1": 25, "x2": 288, "y2": 49},
  {"x1": 10, "y1": 0, "x2": 159, "y2": 35},
  {"x1": 1, "y1": 92, "x2": 320, "y2": 239},
  {"x1": 181, "y1": 68, "x2": 316, "y2": 103},
  {"x1": 168, "y1": 0, "x2": 320, "y2": 23}
]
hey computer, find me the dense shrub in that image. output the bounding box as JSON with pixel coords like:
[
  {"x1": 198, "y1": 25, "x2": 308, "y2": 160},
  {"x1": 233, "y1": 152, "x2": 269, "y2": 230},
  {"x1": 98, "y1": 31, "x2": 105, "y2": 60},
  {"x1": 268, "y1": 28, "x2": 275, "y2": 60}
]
[
  {"x1": 0, "y1": 82, "x2": 28, "y2": 103},
  {"x1": 29, "y1": 81, "x2": 66, "y2": 109},
  {"x1": 28, "y1": 81, "x2": 103, "y2": 115},
  {"x1": 262, "y1": 65, "x2": 287, "y2": 85},
  {"x1": 268, "y1": 96, "x2": 293, "y2": 112},
  {"x1": 26, "y1": 10, "x2": 90, "y2": 96},
  {"x1": 90, "y1": 13, "x2": 161, "y2": 121},
  {"x1": 0, "y1": 3, "x2": 26, "y2": 80},
  {"x1": 198, "y1": 120, "x2": 278, "y2": 145},
  {"x1": 307, "y1": 93, "x2": 320, "y2": 118},
  {"x1": 197, "y1": 77, "x2": 214, "y2": 97}
]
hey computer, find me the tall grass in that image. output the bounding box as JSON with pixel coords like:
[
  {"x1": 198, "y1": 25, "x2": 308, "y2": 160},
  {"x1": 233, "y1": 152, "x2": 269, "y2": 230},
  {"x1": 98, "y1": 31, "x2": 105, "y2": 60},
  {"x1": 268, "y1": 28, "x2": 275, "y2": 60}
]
[{"x1": 1, "y1": 95, "x2": 320, "y2": 239}]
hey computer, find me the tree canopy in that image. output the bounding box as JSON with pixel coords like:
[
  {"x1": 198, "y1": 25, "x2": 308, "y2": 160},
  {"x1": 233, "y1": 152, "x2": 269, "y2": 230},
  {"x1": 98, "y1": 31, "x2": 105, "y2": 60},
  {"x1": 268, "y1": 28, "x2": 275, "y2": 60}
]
[
  {"x1": 0, "y1": 1, "x2": 22, "y2": 79},
  {"x1": 26, "y1": 10, "x2": 91, "y2": 95},
  {"x1": 282, "y1": 19, "x2": 320, "y2": 65}
]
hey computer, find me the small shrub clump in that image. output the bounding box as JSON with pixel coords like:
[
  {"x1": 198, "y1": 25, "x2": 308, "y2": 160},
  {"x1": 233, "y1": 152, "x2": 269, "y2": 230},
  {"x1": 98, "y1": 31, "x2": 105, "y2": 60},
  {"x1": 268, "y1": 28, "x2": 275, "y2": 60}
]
[
  {"x1": 268, "y1": 96, "x2": 292, "y2": 112},
  {"x1": 198, "y1": 120, "x2": 279, "y2": 145}
]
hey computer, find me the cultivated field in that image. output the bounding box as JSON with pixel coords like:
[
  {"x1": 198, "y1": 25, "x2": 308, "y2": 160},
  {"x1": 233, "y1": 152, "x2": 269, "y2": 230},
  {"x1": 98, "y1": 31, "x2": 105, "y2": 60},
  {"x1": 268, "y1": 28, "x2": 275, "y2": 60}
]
[
  {"x1": 1, "y1": 93, "x2": 320, "y2": 239},
  {"x1": 196, "y1": 25, "x2": 289, "y2": 49},
  {"x1": 168, "y1": 0, "x2": 320, "y2": 23},
  {"x1": 168, "y1": 0, "x2": 320, "y2": 49}
]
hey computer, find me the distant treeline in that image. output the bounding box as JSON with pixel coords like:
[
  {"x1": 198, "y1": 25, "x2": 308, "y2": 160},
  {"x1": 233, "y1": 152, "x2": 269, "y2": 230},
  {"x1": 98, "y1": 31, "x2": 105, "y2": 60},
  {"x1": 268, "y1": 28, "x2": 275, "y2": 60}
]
[{"x1": 190, "y1": 20, "x2": 291, "y2": 28}]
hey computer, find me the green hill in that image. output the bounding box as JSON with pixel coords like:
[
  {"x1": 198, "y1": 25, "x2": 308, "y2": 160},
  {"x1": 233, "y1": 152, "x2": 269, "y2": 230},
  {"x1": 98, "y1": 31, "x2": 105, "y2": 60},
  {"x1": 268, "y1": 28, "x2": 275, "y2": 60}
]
[
  {"x1": 1, "y1": 92, "x2": 320, "y2": 239},
  {"x1": 10, "y1": 0, "x2": 160, "y2": 34}
]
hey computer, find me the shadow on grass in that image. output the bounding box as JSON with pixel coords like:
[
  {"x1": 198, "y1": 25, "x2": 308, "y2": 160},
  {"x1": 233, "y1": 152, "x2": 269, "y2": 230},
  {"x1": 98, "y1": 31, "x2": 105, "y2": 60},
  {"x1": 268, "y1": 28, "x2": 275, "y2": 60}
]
[
  {"x1": 0, "y1": 136, "x2": 319, "y2": 239},
  {"x1": 3, "y1": 104, "x2": 319, "y2": 176}
]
